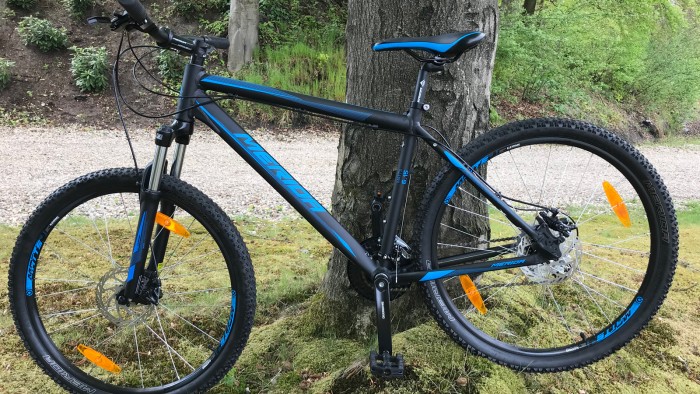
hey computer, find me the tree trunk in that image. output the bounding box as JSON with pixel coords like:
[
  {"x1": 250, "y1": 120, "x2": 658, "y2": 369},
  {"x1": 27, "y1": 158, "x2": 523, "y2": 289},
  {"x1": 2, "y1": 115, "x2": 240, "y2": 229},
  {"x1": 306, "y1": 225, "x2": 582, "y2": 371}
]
[
  {"x1": 523, "y1": 0, "x2": 537, "y2": 14},
  {"x1": 227, "y1": 0, "x2": 259, "y2": 72},
  {"x1": 316, "y1": 0, "x2": 499, "y2": 340}
]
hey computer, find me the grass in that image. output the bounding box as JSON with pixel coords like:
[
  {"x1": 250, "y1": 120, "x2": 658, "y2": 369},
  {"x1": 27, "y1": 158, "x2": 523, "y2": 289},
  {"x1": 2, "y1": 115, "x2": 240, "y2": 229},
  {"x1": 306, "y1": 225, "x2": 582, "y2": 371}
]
[
  {"x1": 216, "y1": 32, "x2": 346, "y2": 126},
  {"x1": 639, "y1": 135, "x2": 700, "y2": 148},
  {"x1": 1, "y1": 203, "x2": 699, "y2": 393}
]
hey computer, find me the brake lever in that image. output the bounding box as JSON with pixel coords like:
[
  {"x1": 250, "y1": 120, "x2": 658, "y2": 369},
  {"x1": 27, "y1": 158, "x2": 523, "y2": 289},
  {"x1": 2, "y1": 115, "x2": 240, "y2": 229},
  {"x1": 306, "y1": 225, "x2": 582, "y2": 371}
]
[
  {"x1": 88, "y1": 10, "x2": 142, "y2": 33},
  {"x1": 86, "y1": 16, "x2": 111, "y2": 25}
]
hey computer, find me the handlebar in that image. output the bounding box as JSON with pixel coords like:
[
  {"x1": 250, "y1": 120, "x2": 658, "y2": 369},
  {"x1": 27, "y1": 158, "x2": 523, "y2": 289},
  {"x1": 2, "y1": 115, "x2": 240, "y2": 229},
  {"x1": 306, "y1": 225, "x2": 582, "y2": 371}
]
[
  {"x1": 115, "y1": 0, "x2": 229, "y2": 53},
  {"x1": 117, "y1": 0, "x2": 152, "y2": 27}
]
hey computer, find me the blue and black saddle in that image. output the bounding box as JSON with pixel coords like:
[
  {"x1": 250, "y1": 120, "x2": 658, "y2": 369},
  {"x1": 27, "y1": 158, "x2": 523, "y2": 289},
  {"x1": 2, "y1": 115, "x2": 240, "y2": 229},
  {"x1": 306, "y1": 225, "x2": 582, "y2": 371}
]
[{"x1": 373, "y1": 31, "x2": 485, "y2": 59}]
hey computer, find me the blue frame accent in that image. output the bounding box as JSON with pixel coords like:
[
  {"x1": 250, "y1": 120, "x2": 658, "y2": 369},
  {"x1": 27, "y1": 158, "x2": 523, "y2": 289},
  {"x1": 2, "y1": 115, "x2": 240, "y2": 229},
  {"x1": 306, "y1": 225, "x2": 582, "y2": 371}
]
[
  {"x1": 219, "y1": 290, "x2": 237, "y2": 348},
  {"x1": 420, "y1": 270, "x2": 455, "y2": 281},
  {"x1": 25, "y1": 239, "x2": 44, "y2": 296},
  {"x1": 595, "y1": 296, "x2": 643, "y2": 342},
  {"x1": 126, "y1": 213, "x2": 147, "y2": 282},
  {"x1": 443, "y1": 154, "x2": 489, "y2": 205},
  {"x1": 373, "y1": 32, "x2": 479, "y2": 54},
  {"x1": 195, "y1": 100, "x2": 366, "y2": 265}
]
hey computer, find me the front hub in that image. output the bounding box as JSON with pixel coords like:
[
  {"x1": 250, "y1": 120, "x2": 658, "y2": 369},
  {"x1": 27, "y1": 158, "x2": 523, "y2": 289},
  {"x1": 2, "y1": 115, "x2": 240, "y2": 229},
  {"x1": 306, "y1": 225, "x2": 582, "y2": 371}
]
[{"x1": 96, "y1": 267, "x2": 153, "y2": 326}]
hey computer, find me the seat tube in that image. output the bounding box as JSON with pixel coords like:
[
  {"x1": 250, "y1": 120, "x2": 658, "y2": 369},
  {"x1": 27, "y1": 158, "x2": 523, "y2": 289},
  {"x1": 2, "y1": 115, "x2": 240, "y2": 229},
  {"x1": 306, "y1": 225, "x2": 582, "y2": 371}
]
[
  {"x1": 379, "y1": 134, "x2": 417, "y2": 258},
  {"x1": 378, "y1": 64, "x2": 431, "y2": 258}
]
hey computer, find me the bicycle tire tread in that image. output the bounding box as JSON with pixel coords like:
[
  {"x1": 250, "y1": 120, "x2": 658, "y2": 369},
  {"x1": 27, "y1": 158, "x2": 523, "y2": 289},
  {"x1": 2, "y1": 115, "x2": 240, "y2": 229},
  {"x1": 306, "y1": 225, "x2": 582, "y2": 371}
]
[
  {"x1": 414, "y1": 118, "x2": 678, "y2": 372},
  {"x1": 9, "y1": 167, "x2": 257, "y2": 393}
]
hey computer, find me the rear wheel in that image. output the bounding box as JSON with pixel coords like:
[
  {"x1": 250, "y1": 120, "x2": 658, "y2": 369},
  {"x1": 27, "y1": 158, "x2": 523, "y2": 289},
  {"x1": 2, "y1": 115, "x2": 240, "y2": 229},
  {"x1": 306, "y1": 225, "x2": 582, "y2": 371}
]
[
  {"x1": 418, "y1": 119, "x2": 678, "y2": 371},
  {"x1": 9, "y1": 168, "x2": 256, "y2": 392}
]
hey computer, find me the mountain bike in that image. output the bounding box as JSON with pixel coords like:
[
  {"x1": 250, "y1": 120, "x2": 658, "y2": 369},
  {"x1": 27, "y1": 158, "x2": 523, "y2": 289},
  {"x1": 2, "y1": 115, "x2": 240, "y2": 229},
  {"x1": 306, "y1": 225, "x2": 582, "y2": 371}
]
[{"x1": 8, "y1": 1, "x2": 678, "y2": 392}]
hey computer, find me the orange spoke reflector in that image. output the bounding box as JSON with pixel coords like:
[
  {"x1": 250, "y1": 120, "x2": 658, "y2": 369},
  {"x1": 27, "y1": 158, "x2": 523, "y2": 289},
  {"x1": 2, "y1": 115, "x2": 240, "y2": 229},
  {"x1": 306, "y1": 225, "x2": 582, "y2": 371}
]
[
  {"x1": 602, "y1": 181, "x2": 631, "y2": 228},
  {"x1": 155, "y1": 212, "x2": 191, "y2": 237},
  {"x1": 76, "y1": 344, "x2": 121, "y2": 374},
  {"x1": 459, "y1": 275, "x2": 487, "y2": 315}
]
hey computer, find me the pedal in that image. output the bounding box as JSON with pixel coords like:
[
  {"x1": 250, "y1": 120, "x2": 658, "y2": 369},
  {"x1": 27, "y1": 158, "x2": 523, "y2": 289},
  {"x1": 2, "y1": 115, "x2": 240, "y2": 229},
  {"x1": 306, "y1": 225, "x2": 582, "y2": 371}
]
[{"x1": 369, "y1": 351, "x2": 404, "y2": 378}]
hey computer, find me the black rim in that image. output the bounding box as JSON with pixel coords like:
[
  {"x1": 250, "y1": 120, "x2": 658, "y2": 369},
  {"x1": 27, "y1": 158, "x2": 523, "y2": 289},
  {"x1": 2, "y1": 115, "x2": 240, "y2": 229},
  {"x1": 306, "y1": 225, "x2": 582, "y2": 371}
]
[
  {"x1": 427, "y1": 131, "x2": 666, "y2": 358},
  {"x1": 19, "y1": 173, "x2": 242, "y2": 392}
]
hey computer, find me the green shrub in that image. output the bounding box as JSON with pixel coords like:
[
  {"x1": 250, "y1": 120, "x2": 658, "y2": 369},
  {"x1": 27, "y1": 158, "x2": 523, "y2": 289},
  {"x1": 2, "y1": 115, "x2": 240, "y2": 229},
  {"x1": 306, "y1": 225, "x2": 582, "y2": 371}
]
[
  {"x1": 259, "y1": 0, "x2": 346, "y2": 48},
  {"x1": 17, "y1": 17, "x2": 68, "y2": 52},
  {"x1": 7, "y1": 0, "x2": 36, "y2": 11},
  {"x1": 200, "y1": 13, "x2": 229, "y2": 36},
  {"x1": 70, "y1": 46, "x2": 109, "y2": 92},
  {"x1": 172, "y1": 0, "x2": 228, "y2": 19},
  {"x1": 2, "y1": 8, "x2": 17, "y2": 19},
  {"x1": 64, "y1": 0, "x2": 95, "y2": 16},
  {"x1": 227, "y1": 30, "x2": 346, "y2": 125},
  {"x1": 0, "y1": 59, "x2": 15, "y2": 90},
  {"x1": 492, "y1": 0, "x2": 700, "y2": 133},
  {"x1": 156, "y1": 49, "x2": 186, "y2": 83},
  {"x1": 633, "y1": 29, "x2": 700, "y2": 131}
]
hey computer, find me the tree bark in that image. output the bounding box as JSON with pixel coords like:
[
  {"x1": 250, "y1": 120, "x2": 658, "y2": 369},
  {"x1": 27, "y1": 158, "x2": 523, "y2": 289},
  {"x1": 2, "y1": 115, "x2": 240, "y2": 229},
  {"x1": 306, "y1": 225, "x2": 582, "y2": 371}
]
[
  {"x1": 316, "y1": 0, "x2": 499, "y2": 340},
  {"x1": 523, "y1": 0, "x2": 537, "y2": 14},
  {"x1": 227, "y1": 0, "x2": 259, "y2": 72}
]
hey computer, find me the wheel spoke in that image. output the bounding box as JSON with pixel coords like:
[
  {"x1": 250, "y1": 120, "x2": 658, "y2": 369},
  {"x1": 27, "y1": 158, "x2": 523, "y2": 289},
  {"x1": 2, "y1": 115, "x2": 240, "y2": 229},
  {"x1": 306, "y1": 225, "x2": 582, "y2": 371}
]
[
  {"x1": 546, "y1": 285, "x2": 573, "y2": 341},
  {"x1": 580, "y1": 250, "x2": 645, "y2": 273},
  {"x1": 578, "y1": 270, "x2": 637, "y2": 292},
  {"x1": 425, "y1": 137, "x2": 670, "y2": 358},
  {"x1": 579, "y1": 241, "x2": 650, "y2": 256},
  {"x1": 159, "y1": 303, "x2": 219, "y2": 344},
  {"x1": 537, "y1": 145, "x2": 552, "y2": 205},
  {"x1": 508, "y1": 150, "x2": 535, "y2": 203},
  {"x1": 133, "y1": 325, "x2": 145, "y2": 389},
  {"x1": 447, "y1": 204, "x2": 515, "y2": 228},
  {"x1": 47, "y1": 313, "x2": 102, "y2": 335}
]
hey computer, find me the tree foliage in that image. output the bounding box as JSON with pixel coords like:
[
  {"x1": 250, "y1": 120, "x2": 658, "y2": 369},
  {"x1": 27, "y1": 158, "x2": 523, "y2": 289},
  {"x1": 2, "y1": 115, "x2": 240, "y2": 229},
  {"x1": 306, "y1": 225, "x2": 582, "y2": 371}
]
[{"x1": 494, "y1": 0, "x2": 700, "y2": 130}]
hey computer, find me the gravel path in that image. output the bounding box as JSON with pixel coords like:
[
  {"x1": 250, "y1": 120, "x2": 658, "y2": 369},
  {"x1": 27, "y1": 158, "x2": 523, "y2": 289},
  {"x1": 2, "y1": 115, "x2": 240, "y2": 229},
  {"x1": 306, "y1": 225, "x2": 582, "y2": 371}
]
[{"x1": 0, "y1": 126, "x2": 698, "y2": 225}]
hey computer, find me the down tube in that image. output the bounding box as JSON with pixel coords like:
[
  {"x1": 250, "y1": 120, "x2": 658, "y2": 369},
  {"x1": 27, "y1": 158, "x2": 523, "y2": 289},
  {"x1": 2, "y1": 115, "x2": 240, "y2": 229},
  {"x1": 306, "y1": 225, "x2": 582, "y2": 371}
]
[{"x1": 194, "y1": 98, "x2": 376, "y2": 274}]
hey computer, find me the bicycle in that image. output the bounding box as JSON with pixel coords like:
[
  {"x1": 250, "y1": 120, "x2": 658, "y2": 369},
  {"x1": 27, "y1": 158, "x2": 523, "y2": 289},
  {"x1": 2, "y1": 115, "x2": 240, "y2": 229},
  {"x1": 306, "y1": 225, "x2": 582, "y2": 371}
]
[{"x1": 8, "y1": 0, "x2": 678, "y2": 392}]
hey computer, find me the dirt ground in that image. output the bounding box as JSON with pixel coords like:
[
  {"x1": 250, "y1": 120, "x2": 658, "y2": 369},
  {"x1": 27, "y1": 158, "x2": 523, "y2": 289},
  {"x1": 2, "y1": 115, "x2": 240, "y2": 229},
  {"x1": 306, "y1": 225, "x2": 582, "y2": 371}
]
[
  {"x1": 0, "y1": 125, "x2": 698, "y2": 226},
  {"x1": 0, "y1": 0, "x2": 208, "y2": 129}
]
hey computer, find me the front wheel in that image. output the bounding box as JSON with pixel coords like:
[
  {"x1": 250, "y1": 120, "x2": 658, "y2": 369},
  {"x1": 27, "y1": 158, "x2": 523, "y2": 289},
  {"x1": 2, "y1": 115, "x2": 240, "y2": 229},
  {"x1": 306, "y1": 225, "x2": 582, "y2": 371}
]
[
  {"x1": 417, "y1": 119, "x2": 678, "y2": 371},
  {"x1": 9, "y1": 168, "x2": 256, "y2": 392}
]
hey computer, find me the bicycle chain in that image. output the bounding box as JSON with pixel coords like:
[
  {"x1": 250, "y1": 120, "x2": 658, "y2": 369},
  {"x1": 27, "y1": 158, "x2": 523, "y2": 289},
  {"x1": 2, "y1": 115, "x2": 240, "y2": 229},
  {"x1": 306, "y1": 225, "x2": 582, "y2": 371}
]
[
  {"x1": 471, "y1": 235, "x2": 550, "y2": 290},
  {"x1": 482, "y1": 236, "x2": 518, "y2": 244}
]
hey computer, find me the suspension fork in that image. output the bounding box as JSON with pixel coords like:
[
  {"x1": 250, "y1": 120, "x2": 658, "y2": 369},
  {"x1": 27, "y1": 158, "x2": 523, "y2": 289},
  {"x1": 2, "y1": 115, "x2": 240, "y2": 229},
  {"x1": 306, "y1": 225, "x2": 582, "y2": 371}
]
[
  {"x1": 122, "y1": 125, "x2": 177, "y2": 301},
  {"x1": 145, "y1": 142, "x2": 188, "y2": 272},
  {"x1": 122, "y1": 51, "x2": 202, "y2": 300}
]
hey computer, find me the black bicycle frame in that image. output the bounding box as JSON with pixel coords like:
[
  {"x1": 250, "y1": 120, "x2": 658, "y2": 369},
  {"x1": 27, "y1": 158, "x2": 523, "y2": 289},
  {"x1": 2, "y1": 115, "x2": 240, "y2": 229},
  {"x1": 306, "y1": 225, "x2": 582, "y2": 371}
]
[
  {"x1": 121, "y1": 54, "x2": 557, "y2": 358},
  {"x1": 187, "y1": 66, "x2": 550, "y2": 283},
  {"x1": 124, "y1": 60, "x2": 554, "y2": 302}
]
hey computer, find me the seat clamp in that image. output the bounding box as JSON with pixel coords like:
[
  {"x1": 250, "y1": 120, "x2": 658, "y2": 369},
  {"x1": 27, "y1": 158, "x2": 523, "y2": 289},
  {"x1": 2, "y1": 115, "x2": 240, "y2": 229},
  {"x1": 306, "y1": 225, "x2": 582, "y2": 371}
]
[{"x1": 410, "y1": 102, "x2": 429, "y2": 111}]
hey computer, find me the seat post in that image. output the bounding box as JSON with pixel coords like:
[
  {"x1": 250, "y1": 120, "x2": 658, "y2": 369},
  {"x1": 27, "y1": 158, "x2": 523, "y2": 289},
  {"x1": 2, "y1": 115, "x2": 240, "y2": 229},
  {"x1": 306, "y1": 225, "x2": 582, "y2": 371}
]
[
  {"x1": 408, "y1": 63, "x2": 431, "y2": 119},
  {"x1": 408, "y1": 62, "x2": 444, "y2": 121}
]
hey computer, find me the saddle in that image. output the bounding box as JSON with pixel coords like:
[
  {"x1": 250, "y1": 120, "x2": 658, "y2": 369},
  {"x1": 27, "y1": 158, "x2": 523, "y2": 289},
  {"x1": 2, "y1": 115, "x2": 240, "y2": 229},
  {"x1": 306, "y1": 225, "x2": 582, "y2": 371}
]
[{"x1": 373, "y1": 31, "x2": 485, "y2": 60}]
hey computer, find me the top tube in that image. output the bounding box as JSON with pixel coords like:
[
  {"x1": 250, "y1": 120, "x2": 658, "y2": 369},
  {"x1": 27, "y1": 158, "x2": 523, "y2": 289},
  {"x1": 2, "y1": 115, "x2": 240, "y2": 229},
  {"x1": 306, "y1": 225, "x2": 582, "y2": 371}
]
[{"x1": 199, "y1": 75, "x2": 412, "y2": 132}]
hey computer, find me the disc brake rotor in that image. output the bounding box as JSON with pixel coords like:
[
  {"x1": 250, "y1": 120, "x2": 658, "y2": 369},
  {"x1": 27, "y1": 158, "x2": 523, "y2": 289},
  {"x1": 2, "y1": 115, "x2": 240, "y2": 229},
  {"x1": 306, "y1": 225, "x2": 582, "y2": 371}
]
[
  {"x1": 96, "y1": 267, "x2": 152, "y2": 326},
  {"x1": 518, "y1": 229, "x2": 582, "y2": 284}
]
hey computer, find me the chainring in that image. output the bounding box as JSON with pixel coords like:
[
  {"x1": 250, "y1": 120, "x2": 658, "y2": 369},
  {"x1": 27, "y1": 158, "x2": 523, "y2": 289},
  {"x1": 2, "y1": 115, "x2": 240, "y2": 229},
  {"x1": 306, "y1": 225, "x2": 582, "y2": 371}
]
[{"x1": 347, "y1": 237, "x2": 411, "y2": 301}]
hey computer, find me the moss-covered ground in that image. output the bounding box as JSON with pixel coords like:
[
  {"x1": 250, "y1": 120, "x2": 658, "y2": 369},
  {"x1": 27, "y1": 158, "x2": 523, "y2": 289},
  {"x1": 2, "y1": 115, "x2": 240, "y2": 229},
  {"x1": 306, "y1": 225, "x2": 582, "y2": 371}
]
[{"x1": 1, "y1": 204, "x2": 699, "y2": 393}]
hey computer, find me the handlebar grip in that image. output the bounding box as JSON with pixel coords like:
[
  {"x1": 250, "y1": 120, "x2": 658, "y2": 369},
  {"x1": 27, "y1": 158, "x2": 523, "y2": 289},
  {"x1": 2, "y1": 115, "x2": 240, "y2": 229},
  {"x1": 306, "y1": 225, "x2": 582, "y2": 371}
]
[
  {"x1": 204, "y1": 36, "x2": 230, "y2": 50},
  {"x1": 180, "y1": 35, "x2": 230, "y2": 50},
  {"x1": 117, "y1": 0, "x2": 153, "y2": 27}
]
